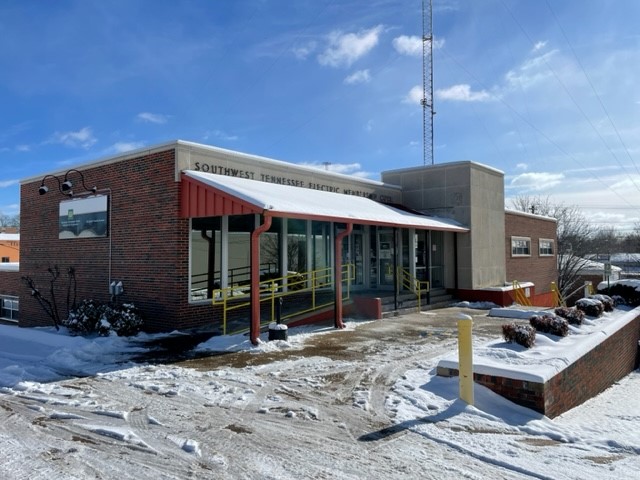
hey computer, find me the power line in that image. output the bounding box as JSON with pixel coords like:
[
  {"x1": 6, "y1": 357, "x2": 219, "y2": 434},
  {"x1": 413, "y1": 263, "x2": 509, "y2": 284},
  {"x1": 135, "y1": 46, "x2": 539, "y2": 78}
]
[
  {"x1": 544, "y1": 0, "x2": 640, "y2": 180},
  {"x1": 501, "y1": 0, "x2": 640, "y2": 198}
]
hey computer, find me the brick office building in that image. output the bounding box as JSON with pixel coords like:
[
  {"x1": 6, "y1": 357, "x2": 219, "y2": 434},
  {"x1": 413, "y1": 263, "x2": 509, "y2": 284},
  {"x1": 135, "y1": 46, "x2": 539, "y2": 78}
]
[
  {"x1": 504, "y1": 209, "x2": 558, "y2": 306},
  {"x1": 10, "y1": 141, "x2": 557, "y2": 340}
]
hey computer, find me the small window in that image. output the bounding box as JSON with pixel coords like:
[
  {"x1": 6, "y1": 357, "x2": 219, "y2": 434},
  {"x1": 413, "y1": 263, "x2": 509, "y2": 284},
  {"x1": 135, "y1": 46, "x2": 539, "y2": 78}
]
[
  {"x1": 511, "y1": 237, "x2": 531, "y2": 257},
  {"x1": 1, "y1": 296, "x2": 19, "y2": 321},
  {"x1": 1, "y1": 257, "x2": 9, "y2": 263},
  {"x1": 539, "y1": 239, "x2": 554, "y2": 256}
]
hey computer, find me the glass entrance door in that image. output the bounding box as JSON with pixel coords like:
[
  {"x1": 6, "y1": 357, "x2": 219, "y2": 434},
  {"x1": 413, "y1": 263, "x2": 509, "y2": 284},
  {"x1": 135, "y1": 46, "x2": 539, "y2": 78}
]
[
  {"x1": 342, "y1": 226, "x2": 365, "y2": 289},
  {"x1": 378, "y1": 229, "x2": 395, "y2": 288}
]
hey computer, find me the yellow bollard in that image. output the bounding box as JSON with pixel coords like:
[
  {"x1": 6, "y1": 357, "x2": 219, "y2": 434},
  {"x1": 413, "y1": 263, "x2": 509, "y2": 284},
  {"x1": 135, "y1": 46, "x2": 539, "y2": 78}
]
[{"x1": 457, "y1": 313, "x2": 474, "y2": 406}]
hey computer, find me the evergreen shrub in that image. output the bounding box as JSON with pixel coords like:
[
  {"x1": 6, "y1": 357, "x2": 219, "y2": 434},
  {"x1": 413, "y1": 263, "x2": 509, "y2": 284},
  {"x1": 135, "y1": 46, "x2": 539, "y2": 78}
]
[
  {"x1": 64, "y1": 300, "x2": 144, "y2": 337},
  {"x1": 529, "y1": 314, "x2": 569, "y2": 337},
  {"x1": 554, "y1": 306, "x2": 585, "y2": 326},
  {"x1": 502, "y1": 323, "x2": 536, "y2": 348}
]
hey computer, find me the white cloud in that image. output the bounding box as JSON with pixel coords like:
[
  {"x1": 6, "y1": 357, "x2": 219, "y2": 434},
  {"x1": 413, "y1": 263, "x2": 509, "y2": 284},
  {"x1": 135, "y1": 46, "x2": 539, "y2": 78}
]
[
  {"x1": 435, "y1": 84, "x2": 491, "y2": 102},
  {"x1": 0, "y1": 179, "x2": 19, "y2": 188},
  {"x1": 50, "y1": 127, "x2": 97, "y2": 149},
  {"x1": 532, "y1": 41, "x2": 547, "y2": 52},
  {"x1": 292, "y1": 41, "x2": 317, "y2": 60},
  {"x1": 344, "y1": 69, "x2": 371, "y2": 85},
  {"x1": 508, "y1": 172, "x2": 565, "y2": 191},
  {"x1": 505, "y1": 50, "x2": 558, "y2": 90},
  {"x1": 16, "y1": 145, "x2": 30, "y2": 152},
  {"x1": 404, "y1": 85, "x2": 424, "y2": 105},
  {"x1": 110, "y1": 141, "x2": 145, "y2": 154},
  {"x1": 516, "y1": 163, "x2": 528, "y2": 171},
  {"x1": 137, "y1": 112, "x2": 169, "y2": 124},
  {"x1": 204, "y1": 130, "x2": 239, "y2": 142},
  {"x1": 297, "y1": 161, "x2": 372, "y2": 178},
  {"x1": 392, "y1": 35, "x2": 444, "y2": 56},
  {"x1": 392, "y1": 35, "x2": 422, "y2": 56},
  {"x1": 318, "y1": 25, "x2": 382, "y2": 68}
]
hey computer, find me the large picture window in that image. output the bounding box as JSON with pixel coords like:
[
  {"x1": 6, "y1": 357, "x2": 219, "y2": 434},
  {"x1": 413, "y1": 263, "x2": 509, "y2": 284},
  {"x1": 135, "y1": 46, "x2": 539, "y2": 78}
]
[{"x1": 511, "y1": 236, "x2": 531, "y2": 257}]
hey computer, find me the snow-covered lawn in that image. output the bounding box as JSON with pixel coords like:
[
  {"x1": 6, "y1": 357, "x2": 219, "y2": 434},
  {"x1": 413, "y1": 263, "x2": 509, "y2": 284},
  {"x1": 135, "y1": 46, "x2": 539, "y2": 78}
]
[{"x1": 0, "y1": 307, "x2": 638, "y2": 479}]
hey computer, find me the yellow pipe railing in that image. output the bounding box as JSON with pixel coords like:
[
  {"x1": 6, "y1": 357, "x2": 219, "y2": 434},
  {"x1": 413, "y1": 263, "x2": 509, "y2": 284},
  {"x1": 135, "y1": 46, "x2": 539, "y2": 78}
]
[
  {"x1": 512, "y1": 280, "x2": 532, "y2": 306},
  {"x1": 212, "y1": 264, "x2": 354, "y2": 335},
  {"x1": 398, "y1": 267, "x2": 430, "y2": 310},
  {"x1": 550, "y1": 281, "x2": 565, "y2": 307}
]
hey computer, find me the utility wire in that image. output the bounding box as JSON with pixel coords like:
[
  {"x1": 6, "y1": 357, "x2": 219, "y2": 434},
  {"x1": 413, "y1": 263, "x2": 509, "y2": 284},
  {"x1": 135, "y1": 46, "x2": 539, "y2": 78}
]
[
  {"x1": 501, "y1": 0, "x2": 640, "y2": 197},
  {"x1": 544, "y1": 0, "x2": 640, "y2": 179},
  {"x1": 439, "y1": 45, "x2": 640, "y2": 211}
]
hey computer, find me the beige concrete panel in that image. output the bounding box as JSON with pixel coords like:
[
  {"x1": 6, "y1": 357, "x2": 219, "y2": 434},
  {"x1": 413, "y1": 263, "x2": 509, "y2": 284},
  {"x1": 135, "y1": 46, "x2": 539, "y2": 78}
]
[
  {"x1": 444, "y1": 165, "x2": 471, "y2": 188},
  {"x1": 421, "y1": 170, "x2": 447, "y2": 189}
]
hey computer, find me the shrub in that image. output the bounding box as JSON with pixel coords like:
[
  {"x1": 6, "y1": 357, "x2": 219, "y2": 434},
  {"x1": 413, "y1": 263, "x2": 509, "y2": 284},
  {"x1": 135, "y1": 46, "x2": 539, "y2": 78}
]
[
  {"x1": 575, "y1": 298, "x2": 604, "y2": 318},
  {"x1": 64, "y1": 300, "x2": 144, "y2": 337},
  {"x1": 597, "y1": 282, "x2": 640, "y2": 307},
  {"x1": 611, "y1": 295, "x2": 625, "y2": 306},
  {"x1": 502, "y1": 323, "x2": 536, "y2": 348},
  {"x1": 529, "y1": 314, "x2": 569, "y2": 337},
  {"x1": 587, "y1": 294, "x2": 615, "y2": 312},
  {"x1": 554, "y1": 306, "x2": 585, "y2": 326}
]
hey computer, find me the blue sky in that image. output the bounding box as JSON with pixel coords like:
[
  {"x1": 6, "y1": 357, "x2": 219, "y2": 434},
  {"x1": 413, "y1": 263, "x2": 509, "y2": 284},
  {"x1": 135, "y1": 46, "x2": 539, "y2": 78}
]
[{"x1": 2, "y1": 0, "x2": 639, "y2": 233}]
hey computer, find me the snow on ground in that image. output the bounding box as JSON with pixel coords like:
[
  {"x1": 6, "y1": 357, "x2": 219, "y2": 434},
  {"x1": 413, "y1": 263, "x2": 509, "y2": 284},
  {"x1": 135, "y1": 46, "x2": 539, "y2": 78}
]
[{"x1": 0, "y1": 308, "x2": 639, "y2": 479}]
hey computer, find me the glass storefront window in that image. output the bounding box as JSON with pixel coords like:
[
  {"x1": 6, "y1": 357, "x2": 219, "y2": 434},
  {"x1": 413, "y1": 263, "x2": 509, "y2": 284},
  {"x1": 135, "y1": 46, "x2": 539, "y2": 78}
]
[{"x1": 190, "y1": 217, "x2": 221, "y2": 300}]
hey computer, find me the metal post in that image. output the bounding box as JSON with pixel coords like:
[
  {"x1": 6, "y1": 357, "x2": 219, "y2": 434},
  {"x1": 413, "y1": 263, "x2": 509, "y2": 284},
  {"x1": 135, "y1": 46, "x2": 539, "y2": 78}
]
[{"x1": 457, "y1": 313, "x2": 474, "y2": 405}]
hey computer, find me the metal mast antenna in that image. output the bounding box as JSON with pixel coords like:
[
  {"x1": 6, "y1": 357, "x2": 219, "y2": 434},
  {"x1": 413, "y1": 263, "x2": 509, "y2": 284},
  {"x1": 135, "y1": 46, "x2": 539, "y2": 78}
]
[{"x1": 421, "y1": 0, "x2": 435, "y2": 165}]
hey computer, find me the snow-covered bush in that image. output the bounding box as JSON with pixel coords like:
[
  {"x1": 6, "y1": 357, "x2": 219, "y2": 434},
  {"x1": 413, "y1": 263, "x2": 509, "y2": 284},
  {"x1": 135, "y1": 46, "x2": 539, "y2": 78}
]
[
  {"x1": 529, "y1": 314, "x2": 569, "y2": 337},
  {"x1": 597, "y1": 280, "x2": 640, "y2": 307},
  {"x1": 64, "y1": 300, "x2": 144, "y2": 337},
  {"x1": 554, "y1": 306, "x2": 585, "y2": 326},
  {"x1": 587, "y1": 294, "x2": 615, "y2": 312},
  {"x1": 574, "y1": 298, "x2": 604, "y2": 318},
  {"x1": 502, "y1": 323, "x2": 536, "y2": 348}
]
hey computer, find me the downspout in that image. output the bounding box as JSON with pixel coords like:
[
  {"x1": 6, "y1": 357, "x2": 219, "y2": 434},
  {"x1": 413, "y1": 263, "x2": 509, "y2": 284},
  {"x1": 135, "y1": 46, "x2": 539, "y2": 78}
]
[
  {"x1": 250, "y1": 214, "x2": 273, "y2": 345},
  {"x1": 393, "y1": 227, "x2": 398, "y2": 311},
  {"x1": 454, "y1": 232, "x2": 459, "y2": 291},
  {"x1": 334, "y1": 223, "x2": 353, "y2": 329}
]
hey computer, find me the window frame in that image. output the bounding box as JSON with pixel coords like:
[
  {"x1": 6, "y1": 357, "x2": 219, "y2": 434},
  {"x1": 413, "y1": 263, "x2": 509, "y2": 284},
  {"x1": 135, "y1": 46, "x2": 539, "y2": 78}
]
[
  {"x1": 511, "y1": 236, "x2": 531, "y2": 257},
  {"x1": 539, "y1": 238, "x2": 555, "y2": 257}
]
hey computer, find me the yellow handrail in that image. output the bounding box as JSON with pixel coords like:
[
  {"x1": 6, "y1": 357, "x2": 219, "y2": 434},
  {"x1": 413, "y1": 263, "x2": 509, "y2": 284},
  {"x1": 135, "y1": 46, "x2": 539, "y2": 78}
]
[
  {"x1": 512, "y1": 280, "x2": 532, "y2": 306},
  {"x1": 212, "y1": 264, "x2": 354, "y2": 335},
  {"x1": 550, "y1": 281, "x2": 566, "y2": 307},
  {"x1": 398, "y1": 267, "x2": 430, "y2": 310}
]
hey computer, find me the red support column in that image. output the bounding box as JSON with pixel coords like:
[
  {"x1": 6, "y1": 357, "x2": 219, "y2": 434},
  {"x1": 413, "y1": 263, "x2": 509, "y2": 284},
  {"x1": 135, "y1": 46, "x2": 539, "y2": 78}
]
[
  {"x1": 334, "y1": 223, "x2": 353, "y2": 329},
  {"x1": 250, "y1": 215, "x2": 273, "y2": 345}
]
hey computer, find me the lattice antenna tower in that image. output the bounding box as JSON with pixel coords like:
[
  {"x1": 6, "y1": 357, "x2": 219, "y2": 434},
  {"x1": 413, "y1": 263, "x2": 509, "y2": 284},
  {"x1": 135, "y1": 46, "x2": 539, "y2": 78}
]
[{"x1": 421, "y1": 0, "x2": 435, "y2": 165}]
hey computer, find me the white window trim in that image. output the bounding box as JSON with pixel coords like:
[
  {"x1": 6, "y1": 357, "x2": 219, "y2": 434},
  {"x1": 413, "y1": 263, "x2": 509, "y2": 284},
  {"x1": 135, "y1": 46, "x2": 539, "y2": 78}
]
[
  {"x1": 539, "y1": 238, "x2": 555, "y2": 257},
  {"x1": 511, "y1": 236, "x2": 531, "y2": 257}
]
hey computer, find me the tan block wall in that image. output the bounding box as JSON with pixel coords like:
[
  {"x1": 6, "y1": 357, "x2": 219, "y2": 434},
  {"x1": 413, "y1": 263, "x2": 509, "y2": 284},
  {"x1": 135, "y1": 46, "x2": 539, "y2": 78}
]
[{"x1": 382, "y1": 161, "x2": 505, "y2": 290}]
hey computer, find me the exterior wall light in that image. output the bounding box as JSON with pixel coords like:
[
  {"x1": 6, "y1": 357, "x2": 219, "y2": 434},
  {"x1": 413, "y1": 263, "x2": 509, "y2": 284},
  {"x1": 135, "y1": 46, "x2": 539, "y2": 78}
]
[
  {"x1": 61, "y1": 169, "x2": 98, "y2": 195},
  {"x1": 38, "y1": 175, "x2": 66, "y2": 196},
  {"x1": 38, "y1": 169, "x2": 98, "y2": 197}
]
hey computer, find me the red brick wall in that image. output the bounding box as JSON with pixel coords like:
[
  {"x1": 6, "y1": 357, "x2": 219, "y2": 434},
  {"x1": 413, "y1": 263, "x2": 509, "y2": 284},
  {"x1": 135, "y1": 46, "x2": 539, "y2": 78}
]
[
  {"x1": 19, "y1": 148, "x2": 217, "y2": 332},
  {"x1": 0, "y1": 271, "x2": 21, "y2": 296},
  {"x1": 544, "y1": 312, "x2": 640, "y2": 417},
  {"x1": 505, "y1": 211, "x2": 558, "y2": 295}
]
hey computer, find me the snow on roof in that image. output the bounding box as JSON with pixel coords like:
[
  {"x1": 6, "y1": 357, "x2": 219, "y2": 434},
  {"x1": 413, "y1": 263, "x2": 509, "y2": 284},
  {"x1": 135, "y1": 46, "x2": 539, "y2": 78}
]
[
  {"x1": 577, "y1": 257, "x2": 622, "y2": 274},
  {"x1": 0, "y1": 262, "x2": 18, "y2": 272},
  {"x1": 0, "y1": 233, "x2": 19, "y2": 241},
  {"x1": 185, "y1": 170, "x2": 469, "y2": 232}
]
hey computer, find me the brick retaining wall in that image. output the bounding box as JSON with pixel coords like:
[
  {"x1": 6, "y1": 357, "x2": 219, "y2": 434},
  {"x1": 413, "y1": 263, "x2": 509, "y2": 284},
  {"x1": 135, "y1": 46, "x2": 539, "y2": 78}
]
[{"x1": 437, "y1": 310, "x2": 640, "y2": 418}]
